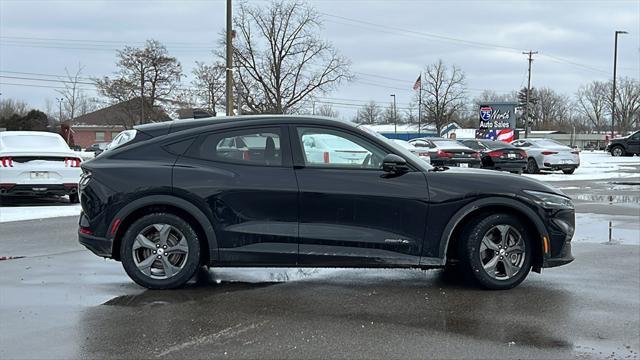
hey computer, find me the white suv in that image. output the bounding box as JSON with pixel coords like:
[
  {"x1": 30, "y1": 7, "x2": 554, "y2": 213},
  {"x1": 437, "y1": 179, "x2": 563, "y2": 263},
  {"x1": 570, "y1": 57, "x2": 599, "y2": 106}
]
[{"x1": 0, "y1": 131, "x2": 82, "y2": 202}]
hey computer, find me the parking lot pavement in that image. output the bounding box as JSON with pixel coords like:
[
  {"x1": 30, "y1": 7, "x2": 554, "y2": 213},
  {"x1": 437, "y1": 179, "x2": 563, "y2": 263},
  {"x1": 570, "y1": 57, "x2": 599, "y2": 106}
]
[{"x1": 1, "y1": 216, "x2": 638, "y2": 359}]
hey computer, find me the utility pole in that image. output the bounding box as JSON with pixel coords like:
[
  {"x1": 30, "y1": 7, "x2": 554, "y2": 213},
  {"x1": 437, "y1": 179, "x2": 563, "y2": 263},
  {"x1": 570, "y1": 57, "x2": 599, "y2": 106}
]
[
  {"x1": 418, "y1": 74, "x2": 422, "y2": 135},
  {"x1": 390, "y1": 94, "x2": 397, "y2": 134},
  {"x1": 225, "y1": 0, "x2": 234, "y2": 116},
  {"x1": 523, "y1": 50, "x2": 537, "y2": 138},
  {"x1": 611, "y1": 30, "x2": 627, "y2": 139}
]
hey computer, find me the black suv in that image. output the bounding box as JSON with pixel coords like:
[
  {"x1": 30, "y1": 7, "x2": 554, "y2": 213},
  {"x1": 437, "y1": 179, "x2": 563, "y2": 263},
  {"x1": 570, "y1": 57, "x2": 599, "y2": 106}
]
[
  {"x1": 78, "y1": 116, "x2": 574, "y2": 290},
  {"x1": 607, "y1": 130, "x2": 640, "y2": 156}
]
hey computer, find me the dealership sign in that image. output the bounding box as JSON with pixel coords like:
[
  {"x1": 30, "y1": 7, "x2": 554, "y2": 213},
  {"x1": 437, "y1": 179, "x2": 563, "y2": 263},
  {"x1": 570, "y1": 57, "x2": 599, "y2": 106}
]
[{"x1": 476, "y1": 102, "x2": 517, "y2": 142}]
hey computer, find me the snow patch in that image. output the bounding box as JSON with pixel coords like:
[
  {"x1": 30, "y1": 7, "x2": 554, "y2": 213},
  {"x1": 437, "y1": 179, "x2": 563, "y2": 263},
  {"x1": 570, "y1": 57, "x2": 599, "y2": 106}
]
[{"x1": 0, "y1": 205, "x2": 81, "y2": 223}]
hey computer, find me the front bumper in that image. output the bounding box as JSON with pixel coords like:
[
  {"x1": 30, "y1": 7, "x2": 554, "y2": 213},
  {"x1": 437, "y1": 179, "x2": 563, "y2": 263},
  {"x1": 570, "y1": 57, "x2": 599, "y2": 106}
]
[{"x1": 542, "y1": 241, "x2": 574, "y2": 268}]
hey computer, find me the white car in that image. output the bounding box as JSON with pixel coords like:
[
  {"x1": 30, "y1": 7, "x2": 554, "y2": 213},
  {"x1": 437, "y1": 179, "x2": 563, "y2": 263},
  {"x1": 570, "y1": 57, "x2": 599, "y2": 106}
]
[
  {"x1": 301, "y1": 133, "x2": 371, "y2": 165},
  {"x1": 391, "y1": 139, "x2": 431, "y2": 164},
  {"x1": 0, "y1": 131, "x2": 82, "y2": 202},
  {"x1": 510, "y1": 138, "x2": 580, "y2": 174}
]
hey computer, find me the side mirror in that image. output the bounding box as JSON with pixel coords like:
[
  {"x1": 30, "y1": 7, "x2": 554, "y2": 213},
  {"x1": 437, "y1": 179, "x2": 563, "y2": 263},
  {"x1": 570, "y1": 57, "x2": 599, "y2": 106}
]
[{"x1": 382, "y1": 154, "x2": 409, "y2": 173}]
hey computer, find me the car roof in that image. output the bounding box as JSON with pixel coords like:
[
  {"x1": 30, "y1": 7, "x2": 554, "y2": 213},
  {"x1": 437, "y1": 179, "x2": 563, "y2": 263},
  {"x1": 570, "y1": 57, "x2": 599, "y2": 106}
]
[{"x1": 135, "y1": 115, "x2": 355, "y2": 137}]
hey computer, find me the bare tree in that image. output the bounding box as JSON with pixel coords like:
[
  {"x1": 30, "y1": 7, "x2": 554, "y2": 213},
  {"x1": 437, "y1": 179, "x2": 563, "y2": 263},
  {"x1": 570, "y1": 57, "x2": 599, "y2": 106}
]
[
  {"x1": 192, "y1": 61, "x2": 225, "y2": 116},
  {"x1": 420, "y1": 59, "x2": 466, "y2": 134},
  {"x1": 611, "y1": 77, "x2": 640, "y2": 134},
  {"x1": 316, "y1": 104, "x2": 339, "y2": 118},
  {"x1": 0, "y1": 98, "x2": 29, "y2": 119},
  {"x1": 354, "y1": 101, "x2": 381, "y2": 124},
  {"x1": 533, "y1": 87, "x2": 571, "y2": 130},
  {"x1": 231, "y1": 0, "x2": 352, "y2": 114},
  {"x1": 95, "y1": 39, "x2": 182, "y2": 125},
  {"x1": 576, "y1": 81, "x2": 608, "y2": 133},
  {"x1": 56, "y1": 63, "x2": 85, "y2": 121}
]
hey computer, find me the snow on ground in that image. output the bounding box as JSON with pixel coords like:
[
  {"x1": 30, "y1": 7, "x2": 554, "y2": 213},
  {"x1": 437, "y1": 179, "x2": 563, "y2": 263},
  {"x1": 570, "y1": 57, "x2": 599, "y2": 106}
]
[
  {"x1": 574, "y1": 213, "x2": 640, "y2": 245},
  {"x1": 0, "y1": 204, "x2": 81, "y2": 223},
  {"x1": 523, "y1": 151, "x2": 640, "y2": 182}
]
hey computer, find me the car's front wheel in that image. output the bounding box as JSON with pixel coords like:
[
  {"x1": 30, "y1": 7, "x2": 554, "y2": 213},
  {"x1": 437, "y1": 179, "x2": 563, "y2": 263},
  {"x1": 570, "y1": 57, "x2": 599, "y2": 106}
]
[
  {"x1": 120, "y1": 213, "x2": 201, "y2": 289},
  {"x1": 458, "y1": 213, "x2": 532, "y2": 290},
  {"x1": 611, "y1": 145, "x2": 625, "y2": 157}
]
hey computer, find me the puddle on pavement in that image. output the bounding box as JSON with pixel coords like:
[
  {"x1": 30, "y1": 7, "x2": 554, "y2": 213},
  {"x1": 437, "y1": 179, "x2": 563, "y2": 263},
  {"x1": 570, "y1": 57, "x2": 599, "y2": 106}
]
[{"x1": 571, "y1": 193, "x2": 640, "y2": 204}]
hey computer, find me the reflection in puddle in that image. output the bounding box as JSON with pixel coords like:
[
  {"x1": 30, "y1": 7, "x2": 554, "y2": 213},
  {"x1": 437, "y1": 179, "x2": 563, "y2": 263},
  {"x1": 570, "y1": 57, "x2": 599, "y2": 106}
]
[{"x1": 571, "y1": 193, "x2": 640, "y2": 204}]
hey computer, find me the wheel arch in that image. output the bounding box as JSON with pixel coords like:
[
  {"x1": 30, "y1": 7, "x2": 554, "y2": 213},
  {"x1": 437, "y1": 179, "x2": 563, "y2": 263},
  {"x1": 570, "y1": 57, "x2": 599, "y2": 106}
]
[
  {"x1": 439, "y1": 197, "x2": 548, "y2": 271},
  {"x1": 109, "y1": 195, "x2": 217, "y2": 264}
]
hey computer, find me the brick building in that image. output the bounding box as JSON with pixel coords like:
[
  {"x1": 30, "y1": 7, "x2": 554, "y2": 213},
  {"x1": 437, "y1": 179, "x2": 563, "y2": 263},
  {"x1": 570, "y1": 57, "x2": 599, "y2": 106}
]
[{"x1": 68, "y1": 98, "x2": 170, "y2": 148}]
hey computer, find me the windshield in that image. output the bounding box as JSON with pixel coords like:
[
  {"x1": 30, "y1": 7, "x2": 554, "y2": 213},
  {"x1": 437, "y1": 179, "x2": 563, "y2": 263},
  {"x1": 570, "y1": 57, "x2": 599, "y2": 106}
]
[
  {"x1": 482, "y1": 140, "x2": 515, "y2": 149},
  {"x1": 533, "y1": 139, "x2": 566, "y2": 147},
  {"x1": 103, "y1": 130, "x2": 137, "y2": 153},
  {"x1": 432, "y1": 139, "x2": 465, "y2": 148}
]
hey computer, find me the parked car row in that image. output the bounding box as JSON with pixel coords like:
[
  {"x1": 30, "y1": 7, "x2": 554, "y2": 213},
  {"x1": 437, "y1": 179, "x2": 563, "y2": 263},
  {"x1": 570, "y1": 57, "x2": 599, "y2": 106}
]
[{"x1": 386, "y1": 136, "x2": 583, "y2": 175}]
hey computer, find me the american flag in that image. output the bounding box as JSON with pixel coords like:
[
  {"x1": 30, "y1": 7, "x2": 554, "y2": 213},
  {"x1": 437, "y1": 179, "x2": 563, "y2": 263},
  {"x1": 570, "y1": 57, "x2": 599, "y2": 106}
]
[{"x1": 412, "y1": 75, "x2": 421, "y2": 91}]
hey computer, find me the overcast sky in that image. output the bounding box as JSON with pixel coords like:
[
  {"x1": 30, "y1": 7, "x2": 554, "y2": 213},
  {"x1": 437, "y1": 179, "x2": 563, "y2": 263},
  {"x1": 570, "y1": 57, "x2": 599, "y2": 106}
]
[{"x1": 1, "y1": 0, "x2": 638, "y2": 118}]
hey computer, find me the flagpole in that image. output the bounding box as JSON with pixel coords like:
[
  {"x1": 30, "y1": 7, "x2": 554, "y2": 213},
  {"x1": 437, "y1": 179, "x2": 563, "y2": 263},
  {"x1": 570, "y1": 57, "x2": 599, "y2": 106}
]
[{"x1": 418, "y1": 73, "x2": 422, "y2": 135}]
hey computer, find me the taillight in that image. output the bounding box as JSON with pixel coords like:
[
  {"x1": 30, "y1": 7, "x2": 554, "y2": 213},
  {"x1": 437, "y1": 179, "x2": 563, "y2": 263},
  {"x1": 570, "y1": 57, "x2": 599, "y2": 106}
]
[
  {"x1": 487, "y1": 150, "x2": 503, "y2": 158},
  {"x1": 436, "y1": 150, "x2": 453, "y2": 158},
  {"x1": 541, "y1": 151, "x2": 558, "y2": 155},
  {"x1": 1, "y1": 156, "x2": 13, "y2": 167},
  {"x1": 519, "y1": 151, "x2": 527, "y2": 158},
  {"x1": 471, "y1": 152, "x2": 480, "y2": 159},
  {"x1": 65, "y1": 157, "x2": 82, "y2": 167}
]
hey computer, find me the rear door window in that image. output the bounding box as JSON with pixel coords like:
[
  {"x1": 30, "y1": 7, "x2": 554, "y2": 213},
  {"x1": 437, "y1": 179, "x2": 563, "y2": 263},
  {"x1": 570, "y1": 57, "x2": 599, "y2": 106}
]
[{"x1": 195, "y1": 127, "x2": 282, "y2": 166}]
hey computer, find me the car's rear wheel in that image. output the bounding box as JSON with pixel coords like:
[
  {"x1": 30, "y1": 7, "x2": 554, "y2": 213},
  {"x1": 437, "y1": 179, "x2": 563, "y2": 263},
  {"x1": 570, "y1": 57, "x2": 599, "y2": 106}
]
[
  {"x1": 458, "y1": 213, "x2": 532, "y2": 290},
  {"x1": 611, "y1": 145, "x2": 625, "y2": 157},
  {"x1": 526, "y1": 158, "x2": 539, "y2": 174},
  {"x1": 120, "y1": 213, "x2": 200, "y2": 289}
]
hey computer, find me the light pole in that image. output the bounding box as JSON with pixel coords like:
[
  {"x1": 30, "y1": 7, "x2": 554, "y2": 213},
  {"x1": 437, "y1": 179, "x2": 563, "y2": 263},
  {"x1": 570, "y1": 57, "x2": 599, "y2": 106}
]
[
  {"x1": 56, "y1": 97, "x2": 63, "y2": 122},
  {"x1": 225, "y1": 0, "x2": 234, "y2": 116},
  {"x1": 611, "y1": 30, "x2": 627, "y2": 139},
  {"x1": 390, "y1": 94, "x2": 397, "y2": 134}
]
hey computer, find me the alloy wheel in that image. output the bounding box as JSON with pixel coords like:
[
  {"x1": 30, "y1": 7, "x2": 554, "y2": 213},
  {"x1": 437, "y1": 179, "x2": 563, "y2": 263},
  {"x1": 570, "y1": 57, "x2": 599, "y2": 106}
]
[
  {"x1": 612, "y1": 147, "x2": 624, "y2": 157},
  {"x1": 132, "y1": 224, "x2": 189, "y2": 279},
  {"x1": 479, "y1": 225, "x2": 526, "y2": 280}
]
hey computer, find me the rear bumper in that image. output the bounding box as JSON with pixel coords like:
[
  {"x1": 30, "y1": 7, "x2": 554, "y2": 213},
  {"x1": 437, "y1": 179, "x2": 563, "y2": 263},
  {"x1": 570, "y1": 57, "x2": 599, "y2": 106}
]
[
  {"x1": 432, "y1": 159, "x2": 481, "y2": 168},
  {"x1": 541, "y1": 163, "x2": 579, "y2": 171},
  {"x1": 0, "y1": 183, "x2": 78, "y2": 196},
  {"x1": 79, "y1": 231, "x2": 113, "y2": 258},
  {"x1": 485, "y1": 160, "x2": 526, "y2": 172}
]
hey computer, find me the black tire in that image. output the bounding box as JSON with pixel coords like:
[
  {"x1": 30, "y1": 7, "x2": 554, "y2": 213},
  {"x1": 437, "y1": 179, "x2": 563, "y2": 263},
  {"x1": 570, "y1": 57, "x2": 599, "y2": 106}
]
[
  {"x1": 457, "y1": 213, "x2": 532, "y2": 290},
  {"x1": 562, "y1": 168, "x2": 575, "y2": 175},
  {"x1": 610, "y1": 145, "x2": 625, "y2": 157},
  {"x1": 68, "y1": 193, "x2": 79, "y2": 203},
  {"x1": 120, "y1": 213, "x2": 201, "y2": 289},
  {"x1": 526, "y1": 158, "x2": 539, "y2": 174}
]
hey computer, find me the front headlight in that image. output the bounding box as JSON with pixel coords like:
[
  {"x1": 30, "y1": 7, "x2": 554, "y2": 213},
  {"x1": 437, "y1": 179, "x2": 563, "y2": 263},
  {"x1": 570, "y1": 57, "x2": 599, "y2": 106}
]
[{"x1": 523, "y1": 190, "x2": 574, "y2": 209}]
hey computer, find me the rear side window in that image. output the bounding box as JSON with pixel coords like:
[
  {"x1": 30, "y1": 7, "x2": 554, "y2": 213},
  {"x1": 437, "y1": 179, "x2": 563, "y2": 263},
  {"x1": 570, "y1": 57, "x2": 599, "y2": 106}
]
[{"x1": 195, "y1": 127, "x2": 282, "y2": 166}]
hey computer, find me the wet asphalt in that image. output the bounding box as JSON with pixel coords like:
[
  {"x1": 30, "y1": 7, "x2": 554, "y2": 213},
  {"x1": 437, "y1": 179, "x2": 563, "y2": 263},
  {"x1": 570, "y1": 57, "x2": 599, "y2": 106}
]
[{"x1": 1, "y1": 168, "x2": 639, "y2": 359}]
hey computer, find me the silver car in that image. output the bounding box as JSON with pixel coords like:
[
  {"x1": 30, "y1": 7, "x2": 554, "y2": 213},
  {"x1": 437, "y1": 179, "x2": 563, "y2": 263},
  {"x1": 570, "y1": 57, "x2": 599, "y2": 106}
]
[
  {"x1": 510, "y1": 138, "x2": 580, "y2": 174},
  {"x1": 391, "y1": 139, "x2": 431, "y2": 164}
]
